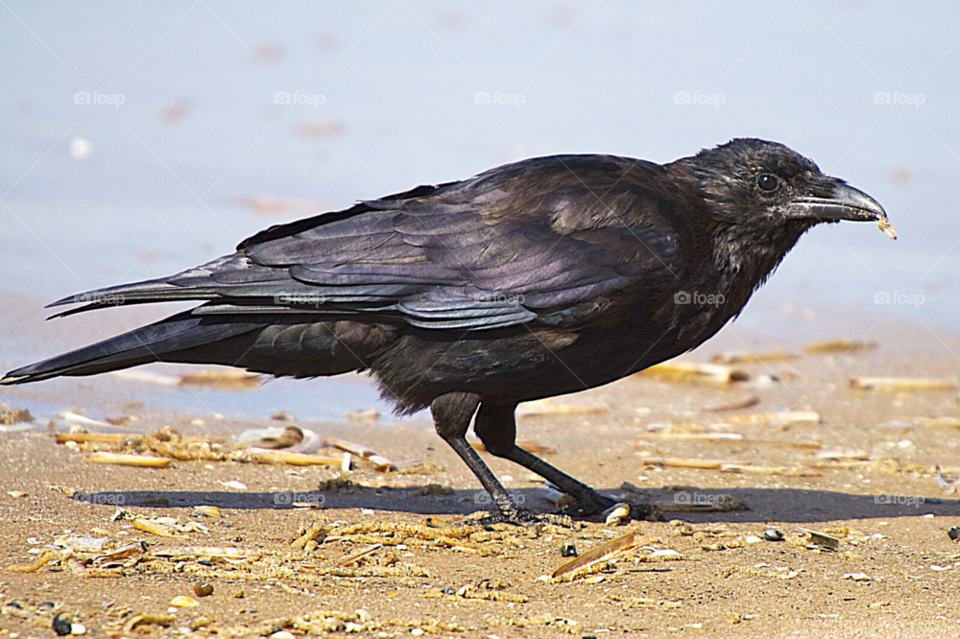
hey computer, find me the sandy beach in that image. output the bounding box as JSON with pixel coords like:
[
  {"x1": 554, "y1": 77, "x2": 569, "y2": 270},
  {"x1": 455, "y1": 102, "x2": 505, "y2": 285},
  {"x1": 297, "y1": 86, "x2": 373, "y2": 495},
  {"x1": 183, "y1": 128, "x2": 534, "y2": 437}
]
[{"x1": 2, "y1": 317, "x2": 959, "y2": 637}]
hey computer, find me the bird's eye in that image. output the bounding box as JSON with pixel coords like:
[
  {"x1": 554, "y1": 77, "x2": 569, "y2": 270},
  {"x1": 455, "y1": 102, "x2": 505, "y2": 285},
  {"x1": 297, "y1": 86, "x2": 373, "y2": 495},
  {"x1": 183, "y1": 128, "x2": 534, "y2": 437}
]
[{"x1": 757, "y1": 174, "x2": 780, "y2": 193}]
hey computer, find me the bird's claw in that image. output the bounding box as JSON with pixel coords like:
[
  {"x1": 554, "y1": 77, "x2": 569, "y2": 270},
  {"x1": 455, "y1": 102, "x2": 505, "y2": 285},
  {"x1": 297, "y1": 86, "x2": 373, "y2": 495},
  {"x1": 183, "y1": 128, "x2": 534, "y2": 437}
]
[{"x1": 458, "y1": 508, "x2": 573, "y2": 528}]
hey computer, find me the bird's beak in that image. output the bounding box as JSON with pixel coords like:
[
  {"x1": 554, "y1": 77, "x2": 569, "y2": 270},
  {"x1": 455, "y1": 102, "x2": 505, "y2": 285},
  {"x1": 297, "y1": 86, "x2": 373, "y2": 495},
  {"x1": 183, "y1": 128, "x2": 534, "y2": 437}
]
[{"x1": 788, "y1": 181, "x2": 897, "y2": 239}]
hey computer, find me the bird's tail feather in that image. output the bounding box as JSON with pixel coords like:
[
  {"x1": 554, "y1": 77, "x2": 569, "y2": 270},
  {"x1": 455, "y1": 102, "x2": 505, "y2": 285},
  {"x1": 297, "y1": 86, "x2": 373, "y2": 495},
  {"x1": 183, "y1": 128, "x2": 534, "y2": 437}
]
[{"x1": 0, "y1": 311, "x2": 262, "y2": 384}]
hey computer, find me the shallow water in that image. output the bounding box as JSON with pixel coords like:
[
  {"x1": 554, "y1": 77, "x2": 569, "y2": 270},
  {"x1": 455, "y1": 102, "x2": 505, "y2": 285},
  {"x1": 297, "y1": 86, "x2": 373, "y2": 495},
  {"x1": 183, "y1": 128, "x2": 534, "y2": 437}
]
[{"x1": 2, "y1": 1, "x2": 957, "y2": 418}]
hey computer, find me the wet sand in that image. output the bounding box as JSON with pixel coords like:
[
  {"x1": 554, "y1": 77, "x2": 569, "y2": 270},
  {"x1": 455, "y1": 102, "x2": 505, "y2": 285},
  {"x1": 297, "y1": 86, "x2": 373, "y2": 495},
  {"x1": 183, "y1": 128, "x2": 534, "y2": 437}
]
[{"x1": 2, "y1": 319, "x2": 959, "y2": 637}]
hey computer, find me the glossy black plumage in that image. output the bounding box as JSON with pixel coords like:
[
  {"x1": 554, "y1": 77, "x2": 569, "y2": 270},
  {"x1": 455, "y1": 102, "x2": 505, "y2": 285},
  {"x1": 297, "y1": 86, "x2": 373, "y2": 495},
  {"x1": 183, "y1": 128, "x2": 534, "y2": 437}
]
[{"x1": 3, "y1": 138, "x2": 892, "y2": 523}]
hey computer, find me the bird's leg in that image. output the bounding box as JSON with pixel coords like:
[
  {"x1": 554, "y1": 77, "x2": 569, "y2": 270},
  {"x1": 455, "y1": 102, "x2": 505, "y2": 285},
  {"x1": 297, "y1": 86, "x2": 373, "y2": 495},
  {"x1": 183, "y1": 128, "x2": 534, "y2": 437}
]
[
  {"x1": 474, "y1": 402, "x2": 620, "y2": 517},
  {"x1": 431, "y1": 393, "x2": 540, "y2": 526}
]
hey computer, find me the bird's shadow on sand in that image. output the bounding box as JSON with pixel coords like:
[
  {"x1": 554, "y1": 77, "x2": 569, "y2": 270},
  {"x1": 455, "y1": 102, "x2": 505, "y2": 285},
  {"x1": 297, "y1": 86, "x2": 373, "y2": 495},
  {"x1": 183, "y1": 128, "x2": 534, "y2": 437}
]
[{"x1": 74, "y1": 485, "x2": 960, "y2": 524}]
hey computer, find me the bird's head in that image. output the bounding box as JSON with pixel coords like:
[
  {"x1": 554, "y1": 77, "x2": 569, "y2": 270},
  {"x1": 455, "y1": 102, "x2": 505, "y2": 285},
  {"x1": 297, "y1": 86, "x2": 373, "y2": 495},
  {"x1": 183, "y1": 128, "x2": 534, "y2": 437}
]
[{"x1": 675, "y1": 138, "x2": 896, "y2": 240}]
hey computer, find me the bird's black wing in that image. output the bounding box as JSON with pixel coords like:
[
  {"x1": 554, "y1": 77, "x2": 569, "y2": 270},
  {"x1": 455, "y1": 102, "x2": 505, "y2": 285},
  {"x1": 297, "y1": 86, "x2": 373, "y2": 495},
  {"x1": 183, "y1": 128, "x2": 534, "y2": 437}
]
[{"x1": 49, "y1": 156, "x2": 683, "y2": 331}]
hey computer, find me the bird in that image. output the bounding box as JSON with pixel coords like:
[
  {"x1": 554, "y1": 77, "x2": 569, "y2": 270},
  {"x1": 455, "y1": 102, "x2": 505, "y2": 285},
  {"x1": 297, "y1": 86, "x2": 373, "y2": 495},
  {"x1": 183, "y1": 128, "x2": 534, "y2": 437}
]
[{"x1": 2, "y1": 138, "x2": 895, "y2": 524}]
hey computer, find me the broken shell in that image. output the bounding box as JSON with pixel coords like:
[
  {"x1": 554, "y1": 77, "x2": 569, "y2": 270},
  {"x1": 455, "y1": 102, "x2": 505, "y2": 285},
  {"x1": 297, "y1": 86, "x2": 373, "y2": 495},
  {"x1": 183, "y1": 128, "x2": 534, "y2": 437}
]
[
  {"x1": 850, "y1": 377, "x2": 956, "y2": 391},
  {"x1": 802, "y1": 338, "x2": 877, "y2": 353},
  {"x1": 560, "y1": 540, "x2": 578, "y2": 557},
  {"x1": 948, "y1": 526, "x2": 960, "y2": 541},
  {"x1": 178, "y1": 370, "x2": 260, "y2": 390},
  {"x1": 192, "y1": 505, "x2": 221, "y2": 518},
  {"x1": 711, "y1": 349, "x2": 797, "y2": 364},
  {"x1": 335, "y1": 543, "x2": 383, "y2": 567},
  {"x1": 602, "y1": 502, "x2": 631, "y2": 526},
  {"x1": 133, "y1": 518, "x2": 184, "y2": 538},
  {"x1": 245, "y1": 450, "x2": 341, "y2": 466},
  {"x1": 551, "y1": 532, "x2": 637, "y2": 579},
  {"x1": 82, "y1": 452, "x2": 170, "y2": 468},
  {"x1": 763, "y1": 527, "x2": 784, "y2": 542},
  {"x1": 170, "y1": 595, "x2": 199, "y2": 607},
  {"x1": 636, "y1": 361, "x2": 749, "y2": 385},
  {"x1": 803, "y1": 529, "x2": 840, "y2": 551},
  {"x1": 700, "y1": 395, "x2": 761, "y2": 413}
]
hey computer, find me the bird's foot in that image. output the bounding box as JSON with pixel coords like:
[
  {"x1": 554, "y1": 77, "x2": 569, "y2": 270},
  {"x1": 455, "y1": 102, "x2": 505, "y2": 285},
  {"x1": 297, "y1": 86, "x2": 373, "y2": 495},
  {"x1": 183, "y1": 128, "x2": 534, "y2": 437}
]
[
  {"x1": 458, "y1": 508, "x2": 573, "y2": 528},
  {"x1": 560, "y1": 492, "x2": 658, "y2": 522}
]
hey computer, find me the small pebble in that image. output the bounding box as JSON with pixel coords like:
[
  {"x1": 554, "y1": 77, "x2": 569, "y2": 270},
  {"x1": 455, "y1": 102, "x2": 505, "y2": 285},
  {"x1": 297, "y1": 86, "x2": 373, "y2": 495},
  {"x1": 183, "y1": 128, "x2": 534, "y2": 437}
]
[
  {"x1": 52, "y1": 615, "x2": 72, "y2": 636},
  {"x1": 948, "y1": 526, "x2": 960, "y2": 541},
  {"x1": 194, "y1": 583, "x2": 214, "y2": 597},
  {"x1": 560, "y1": 540, "x2": 578, "y2": 557},
  {"x1": 764, "y1": 527, "x2": 784, "y2": 542}
]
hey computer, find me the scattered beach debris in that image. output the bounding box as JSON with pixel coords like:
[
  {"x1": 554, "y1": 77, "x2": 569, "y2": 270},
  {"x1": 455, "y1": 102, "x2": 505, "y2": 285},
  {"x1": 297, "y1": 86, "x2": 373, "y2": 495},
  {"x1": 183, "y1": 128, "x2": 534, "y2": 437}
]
[
  {"x1": 517, "y1": 398, "x2": 607, "y2": 417},
  {"x1": 636, "y1": 361, "x2": 750, "y2": 385},
  {"x1": 194, "y1": 582, "x2": 214, "y2": 597},
  {"x1": 715, "y1": 410, "x2": 821, "y2": 426},
  {"x1": 169, "y1": 595, "x2": 199, "y2": 608},
  {"x1": 108, "y1": 369, "x2": 181, "y2": 387},
  {"x1": 346, "y1": 409, "x2": 380, "y2": 424},
  {"x1": 850, "y1": 377, "x2": 956, "y2": 391},
  {"x1": 192, "y1": 505, "x2": 221, "y2": 518},
  {"x1": 917, "y1": 417, "x2": 960, "y2": 428},
  {"x1": 82, "y1": 452, "x2": 171, "y2": 468},
  {"x1": 335, "y1": 543, "x2": 383, "y2": 567},
  {"x1": 602, "y1": 502, "x2": 631, "y2": 526},
  {"x1": 560, "y1": 540, "x2": 577, "y2": 557},
  {"x1": 700, "y1": 395, "x2": 760, "y2": 412},
  {"x1": 178, "y1": 370, "x2": 261, "y2": 390},
  {"x1": 814, "y1": 449, "x2": 869, "y2": 462},
  {"x1": 237, "y1": 425, "x2": 306, "y2": 450},
  {"x1": 802, "y1": 338, "x2": 877, "y2": 354},
  {"x1": 948, "y1": 526, "x2": 960, "y2": 541},
  {"x1": 802, "y1": 529, "x2": 840, "y2": 552},
  {"x1": 551, "y1": 532, "x2": 637, "y2": 580},
  {"x1": 0, "y1": 404, "x2": 33, "y2": 425},
  {"x1": 763, "y1": 527, "x2": 784, "y2": 542},
  {"x1": 471, "y1": 438, "x2": 556, "y2": 455},
  {"x1": 843, "y1": 572, "x2": 871, "y2": 582},
  {"x1": 712, "y1": 349, "x2": 797, "y2": 364}
]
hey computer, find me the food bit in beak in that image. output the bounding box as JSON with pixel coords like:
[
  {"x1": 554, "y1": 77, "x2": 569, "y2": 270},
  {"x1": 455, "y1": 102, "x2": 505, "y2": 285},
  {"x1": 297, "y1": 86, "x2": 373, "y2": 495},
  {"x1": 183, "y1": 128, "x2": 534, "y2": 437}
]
[{"x1": 877, "y1": 217, "x2": 897, "y2": 240}]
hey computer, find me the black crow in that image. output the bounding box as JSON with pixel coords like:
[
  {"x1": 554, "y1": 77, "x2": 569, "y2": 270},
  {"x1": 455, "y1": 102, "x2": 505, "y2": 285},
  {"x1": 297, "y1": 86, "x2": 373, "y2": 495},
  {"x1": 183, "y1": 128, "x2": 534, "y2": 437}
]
[{"x1": 3, "y1": 138, "x2": 895, "y2": 524}]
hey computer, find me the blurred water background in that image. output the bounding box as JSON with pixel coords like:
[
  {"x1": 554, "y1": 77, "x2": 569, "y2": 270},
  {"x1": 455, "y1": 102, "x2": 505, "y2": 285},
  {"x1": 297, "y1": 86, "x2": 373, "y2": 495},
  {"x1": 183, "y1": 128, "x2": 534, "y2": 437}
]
[{"x1": 1, "y1": 1, "x2": 957, "y2": 420}]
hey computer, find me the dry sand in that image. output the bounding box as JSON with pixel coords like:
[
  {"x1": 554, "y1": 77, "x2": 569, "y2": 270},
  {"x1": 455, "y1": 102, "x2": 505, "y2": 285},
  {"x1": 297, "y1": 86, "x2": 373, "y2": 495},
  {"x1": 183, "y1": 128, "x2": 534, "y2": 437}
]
[{"x1": 1, "y1": 322, "x2": 959, "y2": 638}]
